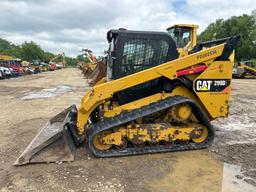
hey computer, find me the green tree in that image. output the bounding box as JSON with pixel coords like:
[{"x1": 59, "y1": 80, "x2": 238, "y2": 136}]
[
  {"x1": 0, "y1": 38, "x2": 12, "y2": 52},
  {"x1": 43, "y1": 51, "x2": 55, "y2": 62},
  {"x1": 0, "y1": 38, "x2": 80, "y2": 66},
  {"x1": 66, "y1": 57, "x2": 77, "y2": 67},
  {"x1": 199, "y1": 11, "x2": 256, "y2": 61},
  {"x1": 0, "y1": 38, "x2": 21, "y2": 58},
  {"x1": 20, "y1": 41, "x2": 45, "y2": 61},
  {"x1": 76, "y1": 54, "x2": 89, "y2": 63}
]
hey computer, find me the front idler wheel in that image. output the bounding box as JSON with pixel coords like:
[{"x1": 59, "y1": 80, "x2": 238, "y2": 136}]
[{"x1": 92, "y1": 131, "x2": 112, "y2": 151}]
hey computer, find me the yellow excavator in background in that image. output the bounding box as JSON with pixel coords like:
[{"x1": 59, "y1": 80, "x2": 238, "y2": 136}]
[
  {"x1": 77, "y1": 48, "x2": 107, "y2": 86},
  {"x1": 49, "y1": 52, "x2": 66, "y2": 70},
  {"x1": 167, "y1": 24, "x2": 198, "y2": 57},
  {"x1": 14, "y1": 27, "x2": 240, "y2": 165},
  {"x1": 80, "y1": 49, "x2": 97, "y2": 77}
]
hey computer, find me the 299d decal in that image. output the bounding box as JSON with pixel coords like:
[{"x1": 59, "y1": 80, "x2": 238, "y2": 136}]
[{"x1": 194, "y1": 79, "x2": 231, "y2": 92}]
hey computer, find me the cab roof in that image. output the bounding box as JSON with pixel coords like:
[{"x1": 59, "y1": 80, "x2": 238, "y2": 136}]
[
  {"x1": 107, "y1": 29, "x2": 170, "y2": 43},
  {"x1": 166, "y1": 24, "x2": 198, "y2": 31}
]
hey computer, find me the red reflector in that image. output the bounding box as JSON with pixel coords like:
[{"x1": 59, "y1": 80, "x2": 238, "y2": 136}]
[{"x1": 177, "y1": 65, "x2": 207, "y2": 77}]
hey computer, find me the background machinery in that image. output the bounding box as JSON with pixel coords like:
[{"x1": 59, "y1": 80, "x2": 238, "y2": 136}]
[
  {"x1": 78, "y1": 49, "x2": 107, "y2": 86},
  {"x1": 49, "y1": 52, "x2": 66, "y2": 70},
  {"x1": 0, "y1": 59, "x2": 18, "y2": 78},
  {"x1": 15, "y1": 28, "x2": 239, "y2": 165},
  {"x1": 0, "y1": 55, "x2": 14, "y2": 61},
  {"x1": 167, "y1": 24, "x2": 198, "y2": 57},
  {"x1": 21, "y1": 61, "x2": 34, "y2": 75},
  {"x1": 0, "y1": 55, "x2": 24, "y2": 76},
  {"x1": 7, "y1": 59, "x2": 24, "y2": 76},
  {"x1": 31, "y1": 60, "x2": 42, "y2": 74},
  {"x1": 233, "y1": 60, "x2": 256, "y2": 78},
  {"x1": 81, "y1": 48, "x2": 97, "y2": 77}
]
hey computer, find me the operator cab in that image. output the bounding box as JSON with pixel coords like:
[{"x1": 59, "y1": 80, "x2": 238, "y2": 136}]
[
  {"x1": 106, "y1": 29, "x2": 179, "y2": 104},
  {"x1": 106, "y1": 29, "x2": 178, "y2": 80}
]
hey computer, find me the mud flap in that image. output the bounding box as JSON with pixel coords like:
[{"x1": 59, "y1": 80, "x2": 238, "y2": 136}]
[{"x1": 14, "y1": 105, "x2": 78, "y2": 165}]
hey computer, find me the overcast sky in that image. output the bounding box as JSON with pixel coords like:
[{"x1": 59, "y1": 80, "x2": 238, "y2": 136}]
[{"x1": 0, "y1": 0, "x2": 255, "y2": 57}]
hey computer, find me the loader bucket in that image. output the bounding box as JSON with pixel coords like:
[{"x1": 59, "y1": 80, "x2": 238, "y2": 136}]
[{"x1": 14, "y1": 105, "x2": 77, "y2": 166}]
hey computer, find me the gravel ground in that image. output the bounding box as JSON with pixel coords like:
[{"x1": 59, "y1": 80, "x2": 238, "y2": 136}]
[
  {"x1": 0, "y1": 68, "x2": 255, "y2": 192},
  {"x1": 211, "y1": 78, "x2": 256, "y2": 189}
]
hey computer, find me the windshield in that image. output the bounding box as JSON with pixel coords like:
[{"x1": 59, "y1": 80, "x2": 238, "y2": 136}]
[
  {"x1": 121, "y1": 38, "x2": 169, "y2": 76},
  {"x1": 167, "y1": 27, "x2": 191, "y2": 48}
]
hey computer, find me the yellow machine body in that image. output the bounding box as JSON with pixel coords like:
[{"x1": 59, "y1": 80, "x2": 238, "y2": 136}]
[{"x1": 14, "y1": 29, "x2": 239, "y2": 165}]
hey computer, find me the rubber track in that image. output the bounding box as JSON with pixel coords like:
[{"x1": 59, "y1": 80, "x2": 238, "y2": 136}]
[{"x1": 87, "y1": 96, "x2": 215, "y2": 157}]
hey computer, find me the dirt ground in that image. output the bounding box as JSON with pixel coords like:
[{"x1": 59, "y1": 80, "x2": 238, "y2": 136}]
[{"x1": 0, "y1": 68, "x2": 255, "y2": 192}]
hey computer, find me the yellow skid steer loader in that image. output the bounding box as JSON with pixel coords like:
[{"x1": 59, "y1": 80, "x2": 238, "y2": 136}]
[{"x1": 15, "y1": 29, "x2": 240, "y2": 165}]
